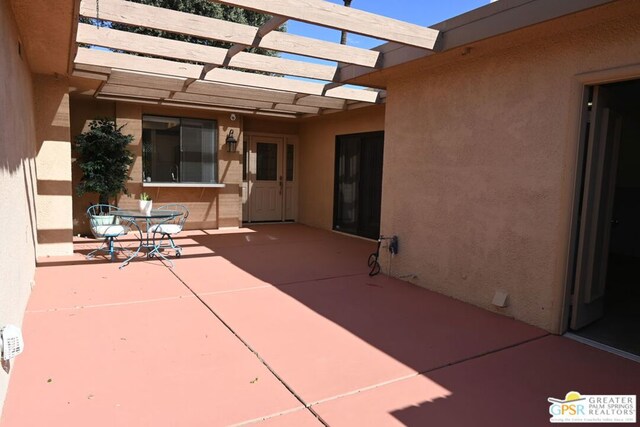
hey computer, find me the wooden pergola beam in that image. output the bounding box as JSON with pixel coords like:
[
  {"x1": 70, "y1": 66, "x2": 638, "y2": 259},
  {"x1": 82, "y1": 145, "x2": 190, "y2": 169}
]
[
  {"x1": 295, "y1": 95, "x2": 346, "y2": 109},
  {"x1": 170, "y1": 91, "x2": 275, "y2": 110},
  {"x1": 108, "y1": 70, "x2": 188, "y2": 92},
  {"x1": 77, "y1": 24, "x2": 225, "y2": 66},
  {"x1": 80, "y1": 0, "x2": 380, "y2": 67},
  {"x1": 220, "y1": 16, "x2": 287, "y2": 66},
  {"x1": 101, "y1": 84, "x2": 172, "y2": 99},
  {"x1": 256, "y1": 16, "x2": 289, "y2": 38},
  {"x1": 273, "y1": 103, "x2": 320, "y2": 114},
  {"x1": 187, "y1": 81, "x2": 297, "y2": 104},
  {"x1": 77, "y1": 24, "x2": 338, "y2": 81},
  {"x1": 97, "y1": 91, "x2": 299, "y2": 119},
  {"x1": 84, "y1": 72, "x2": 356, "y2": 115},
  {"x1": 75, "y1": 48, "x2": 380, "y2": 103},
  {"x1": 211, "y1": 0, "x2": 439, "y2": 50}
]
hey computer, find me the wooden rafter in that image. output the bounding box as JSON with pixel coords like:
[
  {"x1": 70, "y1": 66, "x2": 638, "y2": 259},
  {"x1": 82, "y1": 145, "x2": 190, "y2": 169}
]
[
  {"x1": 221, "y1": 16, "x2": 288, "y2": 65},
  {"x1": 75, "y1": 48, "x2": 381, "y2": 103},
  {"x1": 79, "y1": 0, "x2": 380, "y2": 67},
  {"x1": 108, "y1": 70, "x2": 187, "y2": 92},
  {"x1": 96, "y1": 87, "x2": 303, "y2": 118},
  {"x1": 273, "y1": 104, "x2": 320, "y2": 114},
  {"x1": 171, "y1": 92, "x2": 275, "y2": 109},
  {"x1": 97, "y1": 70, "x2": 298, "y2": 108},
  {"x1": 76, "y1": 24, "x2": 338, "y2": 81},
  {"x1": 295, "y1": 95, "x2": 346, "y2": 110},
  {"x1": 211, "y1": 0, "x2": 439, "y2": 50},
  {"x1": 101, "y1": 84, "x2": 171, "y2": 99},
  {"x1": 73, "y1": 0, "x2": 430, "y2": 116},
  {"x1": 187, "y1": 81, "x2": 297, "y2": 104}
]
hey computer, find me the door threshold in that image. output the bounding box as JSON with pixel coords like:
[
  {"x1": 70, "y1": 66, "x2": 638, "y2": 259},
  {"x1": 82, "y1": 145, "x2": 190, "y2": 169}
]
[
  {"x1": 331, "y1": 229, "x2": 377, "y2": 242},
  {"x1": 564, "y1": 332, "x2": 640, "y2": 363}
]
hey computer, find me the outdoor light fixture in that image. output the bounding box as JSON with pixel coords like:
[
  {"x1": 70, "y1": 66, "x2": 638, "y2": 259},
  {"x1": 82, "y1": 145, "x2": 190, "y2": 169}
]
[{"x1": 226, "y1": 130, "x2": 238, "y2": 153}]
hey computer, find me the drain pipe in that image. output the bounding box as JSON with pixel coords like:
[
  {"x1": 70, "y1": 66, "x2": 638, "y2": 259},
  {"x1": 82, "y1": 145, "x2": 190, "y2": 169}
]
[{"x1": 368, "y1": 235, "x2": 398, "y2": 276}]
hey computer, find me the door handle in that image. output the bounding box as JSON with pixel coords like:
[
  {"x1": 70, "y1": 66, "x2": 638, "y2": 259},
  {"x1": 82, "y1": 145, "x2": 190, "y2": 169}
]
[{"x1": 279, "y1": 176, "x2": 283, "y2": 195}]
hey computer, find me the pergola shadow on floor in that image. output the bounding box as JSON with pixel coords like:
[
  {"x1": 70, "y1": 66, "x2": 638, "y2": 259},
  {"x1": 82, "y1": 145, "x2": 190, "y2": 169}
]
[{"x1": 2, "y1": 224, "x2": 639, "y2": 426}]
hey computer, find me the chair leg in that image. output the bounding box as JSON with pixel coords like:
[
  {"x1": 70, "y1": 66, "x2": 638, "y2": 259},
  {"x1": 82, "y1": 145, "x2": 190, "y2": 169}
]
[
  {"x1": 168, "y1": 235, "x2": 182, "y2": 256},
  {"x1": 87, "y1": 238, "x2": 108, "y2": 259},
  {"x1": 87, "y1": 236, "x2": 131, "y2": 262},
  {"x1": 109, "y1": 237, "x2": 116, "y2": 262}
]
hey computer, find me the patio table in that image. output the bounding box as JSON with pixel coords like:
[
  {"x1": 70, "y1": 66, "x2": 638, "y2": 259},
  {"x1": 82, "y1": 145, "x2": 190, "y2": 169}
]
[{"x1": 112, "y1": 209, "x2": 182, "y2": 269}]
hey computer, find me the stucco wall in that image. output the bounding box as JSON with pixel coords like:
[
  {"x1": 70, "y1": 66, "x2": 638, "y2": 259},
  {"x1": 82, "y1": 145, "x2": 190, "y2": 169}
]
[
  {"x1": 297, "y1": 106, "x2": 386, "y2": 230},
  {"x1": 243, "y1": 116, "x2": 299, "y2": 135},
  {"x1": 33, "y1": 75, "x2": 73, "y2": 256},
  {"x1": 70, "y1": 100, "x2": 243, "y2": 234},
  {"x1": 379, "y1": 4, "x2": 640, "y2": 332},
  {"x1": 0, "y1": 0, "x2": 37, "y2": 414}
]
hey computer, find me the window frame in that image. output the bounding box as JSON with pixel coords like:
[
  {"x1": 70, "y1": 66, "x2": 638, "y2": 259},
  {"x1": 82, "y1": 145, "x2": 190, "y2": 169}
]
[{"x1": 142, "y1": 114, "x2": 219, "y2": 185}]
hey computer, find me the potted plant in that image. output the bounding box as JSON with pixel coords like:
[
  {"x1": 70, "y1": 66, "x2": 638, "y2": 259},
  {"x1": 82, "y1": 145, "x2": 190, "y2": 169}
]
[
  {"x1": 75, "y1": 118, "x2": 134, "y2": 207},
  {"x1": 139, "y1": 192, "x2": 153, "y2": 215}
]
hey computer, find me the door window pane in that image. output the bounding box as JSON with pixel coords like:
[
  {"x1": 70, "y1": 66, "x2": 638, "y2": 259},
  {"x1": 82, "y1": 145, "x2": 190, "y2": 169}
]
[{"x1": 256, "y1": 142, "x2": 278, "y2": 181}]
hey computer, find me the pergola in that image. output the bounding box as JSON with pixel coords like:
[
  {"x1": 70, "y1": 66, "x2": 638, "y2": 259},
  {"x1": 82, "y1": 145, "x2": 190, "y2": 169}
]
[{"x1": 72, "y1": 0, "x2": 440, "y2": 118}]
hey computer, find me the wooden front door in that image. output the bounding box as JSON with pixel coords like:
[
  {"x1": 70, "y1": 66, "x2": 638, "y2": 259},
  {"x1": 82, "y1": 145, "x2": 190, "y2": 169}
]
[{"x1": 245, "y1": 135, "x2": 298, "y2": 222}]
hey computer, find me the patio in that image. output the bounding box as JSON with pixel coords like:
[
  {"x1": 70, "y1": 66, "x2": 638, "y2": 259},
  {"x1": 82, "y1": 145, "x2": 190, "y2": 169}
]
[{"x1": 1, "y1": 224, "x2": 638, "y2": 426}]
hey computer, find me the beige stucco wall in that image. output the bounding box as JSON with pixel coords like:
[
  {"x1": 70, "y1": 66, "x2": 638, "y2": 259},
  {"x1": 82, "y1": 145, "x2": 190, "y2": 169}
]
[
  {"x1": 33, "y1": 75, "x2": 73, "y2": 256},
  {"x1": 70, "y1": 97, "x2": 116, "y2": 234},
  {"x1": 70, "y1": 100, "x2": 244, "y2": 234},
  {"x1": 297, "y1": 106, "x2": 386, "y2": 230},
  {"x1": 0, "y1": 0, "x2": 37, "y2": 414},
  {"x1": 244, "y1": 116, "x2": 299, "y2": 135},
  {"x1": 379, "y1": 2, "x2": 640, "y2": 333}
]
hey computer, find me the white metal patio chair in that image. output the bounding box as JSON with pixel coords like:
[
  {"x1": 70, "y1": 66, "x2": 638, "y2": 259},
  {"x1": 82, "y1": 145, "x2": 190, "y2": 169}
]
[
  {"x1": 148, "y1": 204, "x2": 189, "y2": 258},
  {"x1": 86, "y1": 204, "x2": 139, "y2": 262}
]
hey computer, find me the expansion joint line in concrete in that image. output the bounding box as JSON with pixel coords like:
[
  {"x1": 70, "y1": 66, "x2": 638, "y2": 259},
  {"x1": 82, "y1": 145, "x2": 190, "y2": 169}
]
[
  {"x1": 169, "y1": 269, "x2": 329, "y2": 427},
  {"x1": 274, "y1": 272, "x2": 366, "y2": 288},
  {"x1": 306, "y1": 333, "x2": 552, "y2": 408},
  {"x1": 419, "y1": 333, "x2": 552, "y2": 376}
]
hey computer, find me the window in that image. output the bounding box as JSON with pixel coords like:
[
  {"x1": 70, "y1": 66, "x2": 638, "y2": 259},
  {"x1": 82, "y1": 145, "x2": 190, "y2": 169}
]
[{"x1": 142, "y1": 115, "x2": 217, "y2": 183}]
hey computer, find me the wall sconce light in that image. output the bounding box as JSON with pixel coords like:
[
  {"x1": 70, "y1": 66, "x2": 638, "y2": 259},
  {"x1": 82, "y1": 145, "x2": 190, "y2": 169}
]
[{"x1": 226, "y1": 129, "x2": 238, "y2": 153}]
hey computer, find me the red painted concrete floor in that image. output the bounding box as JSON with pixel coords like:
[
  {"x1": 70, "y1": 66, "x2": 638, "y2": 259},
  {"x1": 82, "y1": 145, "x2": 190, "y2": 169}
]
[{"x1": 2, "y1": 224, "x2": 639, "y2": 426}]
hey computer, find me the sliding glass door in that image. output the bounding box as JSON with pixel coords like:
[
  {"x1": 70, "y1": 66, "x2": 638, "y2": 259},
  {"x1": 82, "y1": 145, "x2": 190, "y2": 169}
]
[{"x1": 333, "y1": 131, "x2": 384, "y2": 239}]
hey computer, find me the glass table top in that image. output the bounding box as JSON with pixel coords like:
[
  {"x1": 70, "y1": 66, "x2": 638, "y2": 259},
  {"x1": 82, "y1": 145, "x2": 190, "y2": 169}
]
[{"x1": 112, "y1": 209, "x2": 182, "y2": 219}]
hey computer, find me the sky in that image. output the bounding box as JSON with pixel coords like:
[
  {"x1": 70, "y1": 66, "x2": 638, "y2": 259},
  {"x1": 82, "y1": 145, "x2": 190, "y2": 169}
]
[{"x1": 284, "y1": 0, "x2": 492, "y2": 50}]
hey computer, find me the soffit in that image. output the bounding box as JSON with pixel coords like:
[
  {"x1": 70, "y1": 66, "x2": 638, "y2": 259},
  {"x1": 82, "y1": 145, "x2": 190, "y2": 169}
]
[{"x1": 10, "y1": 0, "x2": 77, "y2": 75}]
